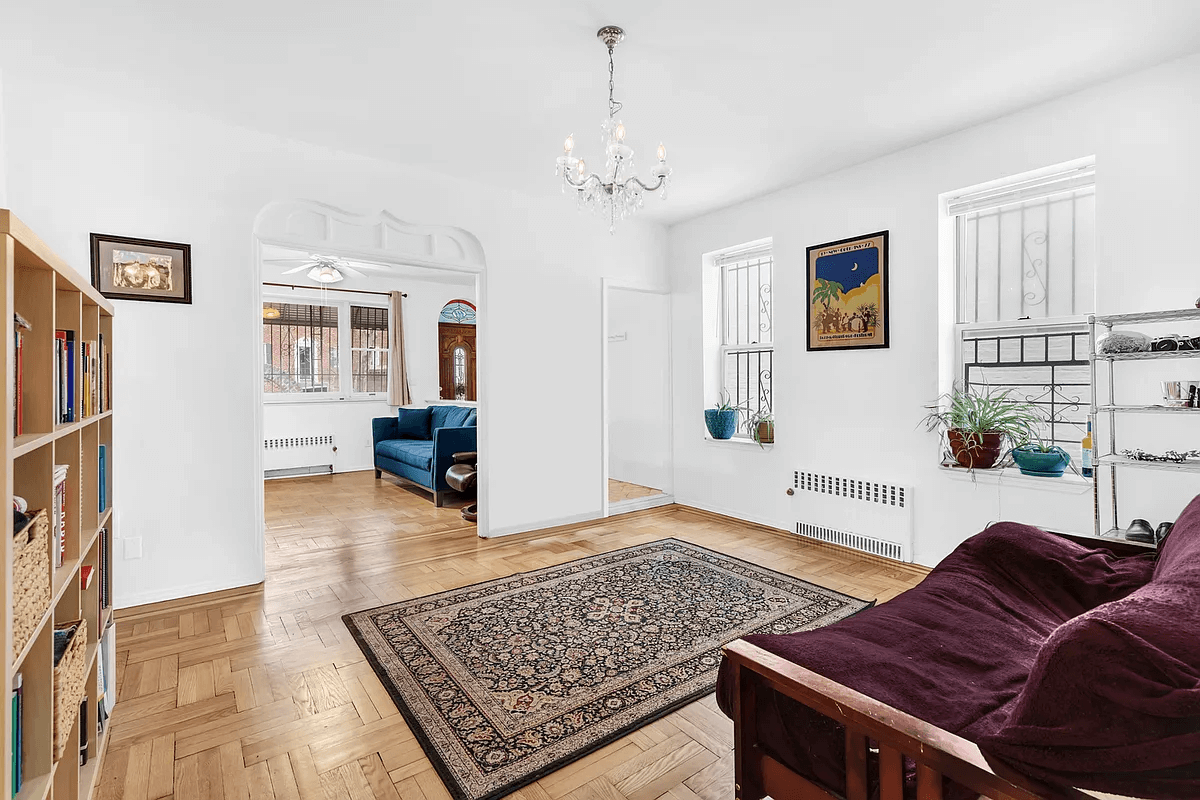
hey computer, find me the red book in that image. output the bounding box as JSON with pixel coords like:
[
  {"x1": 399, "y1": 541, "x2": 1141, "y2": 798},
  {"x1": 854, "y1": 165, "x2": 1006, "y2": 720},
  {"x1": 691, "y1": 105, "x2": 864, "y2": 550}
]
[{"x1": 80, "y1": 566, "x2": 94, "y2": 590}]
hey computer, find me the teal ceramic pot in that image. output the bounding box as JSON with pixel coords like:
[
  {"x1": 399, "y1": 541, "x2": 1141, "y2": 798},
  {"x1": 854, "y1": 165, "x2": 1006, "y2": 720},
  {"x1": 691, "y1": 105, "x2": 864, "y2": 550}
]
[
  {"x1": 1012, "y1": 445, "x2": 1071, "y2": 477},
  {"x1": 705, "y1": 409, "x2": 739, "y2": 440}
]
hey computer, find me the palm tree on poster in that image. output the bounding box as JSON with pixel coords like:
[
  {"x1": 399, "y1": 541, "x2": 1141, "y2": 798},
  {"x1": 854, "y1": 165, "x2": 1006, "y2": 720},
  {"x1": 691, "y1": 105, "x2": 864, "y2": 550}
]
[{"x1": 811, "y1": 278, "x2": 844, "y2": 332}]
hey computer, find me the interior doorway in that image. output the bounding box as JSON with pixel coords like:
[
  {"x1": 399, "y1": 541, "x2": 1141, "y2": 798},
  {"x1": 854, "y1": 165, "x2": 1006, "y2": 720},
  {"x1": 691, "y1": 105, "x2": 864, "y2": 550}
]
[{"x1": 602, "y1": 281, "x2": 674, "y2": 516}]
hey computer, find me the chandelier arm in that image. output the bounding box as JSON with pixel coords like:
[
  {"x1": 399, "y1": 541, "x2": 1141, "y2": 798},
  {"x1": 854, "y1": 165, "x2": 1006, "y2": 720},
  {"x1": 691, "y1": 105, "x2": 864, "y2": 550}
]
[
  {"x1": 622, "y1": 175, "x2": 667, "y2": 193},
  {"x1": 563, "y1": 171, "x2": 605, "y2": 190}
]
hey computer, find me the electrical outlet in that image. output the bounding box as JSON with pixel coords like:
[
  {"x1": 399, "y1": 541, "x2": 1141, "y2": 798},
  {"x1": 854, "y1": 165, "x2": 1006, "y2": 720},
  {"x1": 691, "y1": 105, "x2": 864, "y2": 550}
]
[{"x1": 124, "y1": 537, "x2": 143, "y2": 559}]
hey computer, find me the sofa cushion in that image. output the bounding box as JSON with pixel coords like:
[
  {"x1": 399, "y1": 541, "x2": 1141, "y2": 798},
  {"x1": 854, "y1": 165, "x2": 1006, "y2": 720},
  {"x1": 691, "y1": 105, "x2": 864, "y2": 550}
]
[
  {"x1": 396, "y1": 407, "x2": 432, "y2": 440},
  {"x1": 465, "y1": 408, "x2": 477, "y2": 427},
  {"x1": 375, "y1": 439, "x2": 434, "y2": 471},
  {"x1": 978, "y1": 494, "x2": 1200, "y2": 798},
  {"x1": 431, "y1": 404, "x2": 473, "y2": 431}
]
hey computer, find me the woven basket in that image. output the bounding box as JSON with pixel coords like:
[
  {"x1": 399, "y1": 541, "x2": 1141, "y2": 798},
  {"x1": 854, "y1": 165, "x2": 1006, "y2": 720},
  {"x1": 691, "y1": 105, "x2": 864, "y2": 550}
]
[
  {"x1": 52, "y1": 618, "x2": 87, "y2": 762},
  {"x1": 12, "y1": 509, "x2": 51, "y2": 659}
]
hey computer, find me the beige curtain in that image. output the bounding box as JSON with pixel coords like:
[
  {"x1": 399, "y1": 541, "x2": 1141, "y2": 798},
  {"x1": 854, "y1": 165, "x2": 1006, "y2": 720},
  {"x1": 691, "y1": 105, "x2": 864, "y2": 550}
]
[{"x1": 388, "y1": 291, "x2": 412, "y2": 406}]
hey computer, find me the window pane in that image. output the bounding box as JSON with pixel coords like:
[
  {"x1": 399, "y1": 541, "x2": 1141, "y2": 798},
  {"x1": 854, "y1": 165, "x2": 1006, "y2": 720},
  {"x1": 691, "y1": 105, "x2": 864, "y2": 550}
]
[
  {"x1": 956, "y1": 186, "x2": 1095, "y2": 324},
  {"x1": 961, "y1": 327, "x2": 1090, "y2": 462},
  {"x1": 722, "y1": 347, "x2": 773, "y2": 427},
  {"x1": 722, "y1": 255, "x2": 772, "y2": 346},
  {"x1": 262, "y1": 303, "x2": 339, "y2": 393},
  {"x1": 351, "y1": 305, "x2": 389, "y2": 394}
]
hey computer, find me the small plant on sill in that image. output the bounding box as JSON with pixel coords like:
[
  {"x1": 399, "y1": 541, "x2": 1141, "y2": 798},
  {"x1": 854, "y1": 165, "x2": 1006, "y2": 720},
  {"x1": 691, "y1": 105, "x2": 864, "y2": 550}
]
[
  {"x1": 921, "y1": 384, "x2": 1042, "y2": 470},
  {"x1": 744, "y1": 409, "x2": 774, "y2": 449}
]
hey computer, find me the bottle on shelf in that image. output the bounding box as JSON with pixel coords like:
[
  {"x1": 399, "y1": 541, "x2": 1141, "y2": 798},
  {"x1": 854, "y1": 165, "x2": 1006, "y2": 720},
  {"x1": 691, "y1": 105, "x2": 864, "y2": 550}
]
[{"x1": 1082, "y1": 420, "x2": 1094, "y2": 478}]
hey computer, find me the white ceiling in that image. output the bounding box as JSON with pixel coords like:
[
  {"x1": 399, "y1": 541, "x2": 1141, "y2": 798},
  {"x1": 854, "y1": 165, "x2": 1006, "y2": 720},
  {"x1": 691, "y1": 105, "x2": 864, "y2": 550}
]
[
  {"x1": 4, "y1": 1, "x2": 1200, "y2": 224},
  {"x1": 260, "y1": 244, "x2": 476, "y2": 289}
]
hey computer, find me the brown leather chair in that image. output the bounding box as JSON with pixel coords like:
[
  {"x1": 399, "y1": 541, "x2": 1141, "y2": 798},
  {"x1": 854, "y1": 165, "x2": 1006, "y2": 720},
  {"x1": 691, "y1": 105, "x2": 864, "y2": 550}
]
[{"x1": 445, "y1": 451, "x2": 477, "y2": 522}]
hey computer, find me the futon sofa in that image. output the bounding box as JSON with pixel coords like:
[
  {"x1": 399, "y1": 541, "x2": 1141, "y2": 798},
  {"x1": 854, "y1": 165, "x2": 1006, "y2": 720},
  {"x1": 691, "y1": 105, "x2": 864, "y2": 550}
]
[
  {"x1": 372, "y1": 405, "x2": 477, "y2": 507},
  {"x1": 718, "y1": 495, "x2": 1200, "y2": 800}
]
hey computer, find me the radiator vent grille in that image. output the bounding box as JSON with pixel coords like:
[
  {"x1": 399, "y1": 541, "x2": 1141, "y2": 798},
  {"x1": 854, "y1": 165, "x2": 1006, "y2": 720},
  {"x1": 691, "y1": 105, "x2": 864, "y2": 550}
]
[
  {"x1": 796, "y1": 523, "x2": 905, "y2": 561},
  {"x1": 265, "y1": 435, "x2": 335, "y2": 450},
  {"x1": 794, "y1": 471, "x2": 905, "y2": 508}
]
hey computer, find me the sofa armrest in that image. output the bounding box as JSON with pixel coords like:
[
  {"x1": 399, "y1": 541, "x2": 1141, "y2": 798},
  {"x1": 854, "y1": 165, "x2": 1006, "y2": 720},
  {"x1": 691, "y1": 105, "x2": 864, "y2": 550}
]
[
  {"x1": 432, "y1": 426, "x2": 478, "y2": 491},
  {"x1": 721, "y1": 639, "x2": 1092, "y2": 800},
  {"x1": 372, "y1": 417, "x2": 399, "y2": 451}
]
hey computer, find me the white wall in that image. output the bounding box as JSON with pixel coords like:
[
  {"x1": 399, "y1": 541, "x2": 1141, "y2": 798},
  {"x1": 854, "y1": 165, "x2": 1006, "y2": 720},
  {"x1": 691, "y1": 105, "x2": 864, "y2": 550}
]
[
  {"x1": 608, "y1": 288, "x2": 671, "y2": 493},
  {"x1": 0, "y1": 69, "x2": 7, "y2": 208},
  {"x1": 669, "y1": 53, "x2": 1200, "y2": 567},
  {"x1": 261, "y1": 280, "x2": 474, "y2": 475},
  {"x1": 2, "y1": 74, "x2": 667, "y2": 607}
]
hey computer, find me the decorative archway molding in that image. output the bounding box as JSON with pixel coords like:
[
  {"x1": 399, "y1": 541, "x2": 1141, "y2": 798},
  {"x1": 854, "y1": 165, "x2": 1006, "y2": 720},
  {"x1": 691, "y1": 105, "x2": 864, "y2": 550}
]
[{"x1": 253, "y1": 199, "x2": 486, "y2": 274}]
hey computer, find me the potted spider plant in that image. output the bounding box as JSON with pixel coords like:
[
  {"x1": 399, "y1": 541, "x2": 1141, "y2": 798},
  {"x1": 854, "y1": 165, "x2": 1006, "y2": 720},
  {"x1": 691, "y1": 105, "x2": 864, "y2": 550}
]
[
  {"x1": 1011, "y1": 432, "x2": 1071, "y2": 477},
  {"x1": 922, "y1": 385, "x2": 1042, "y2": 470},
  {"x1": 744, "y1": 409, "x2": 774, "y2": 448},
  {"x1": 705, "y1": 392, "x2": 741, "y2": 440}
]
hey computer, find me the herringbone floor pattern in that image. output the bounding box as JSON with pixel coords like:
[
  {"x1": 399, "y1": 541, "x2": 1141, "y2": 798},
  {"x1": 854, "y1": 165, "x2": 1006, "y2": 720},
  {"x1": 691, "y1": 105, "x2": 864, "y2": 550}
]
[{"x1": 98, "y1": 471, "x2": 927, "y2": 800}]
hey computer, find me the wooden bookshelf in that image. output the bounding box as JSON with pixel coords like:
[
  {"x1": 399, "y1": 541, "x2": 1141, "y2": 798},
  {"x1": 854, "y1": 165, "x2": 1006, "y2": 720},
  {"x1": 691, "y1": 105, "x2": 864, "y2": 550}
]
[{"x1": 3, "y1": 211, "x2": 115, "y2": 800}]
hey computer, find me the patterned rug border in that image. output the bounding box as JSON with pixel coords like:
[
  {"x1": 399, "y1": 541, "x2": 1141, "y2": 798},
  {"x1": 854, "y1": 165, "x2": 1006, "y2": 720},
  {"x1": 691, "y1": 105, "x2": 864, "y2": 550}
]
[{"x1": 342, "y1": 537, "x2": 873, "y2": 800}]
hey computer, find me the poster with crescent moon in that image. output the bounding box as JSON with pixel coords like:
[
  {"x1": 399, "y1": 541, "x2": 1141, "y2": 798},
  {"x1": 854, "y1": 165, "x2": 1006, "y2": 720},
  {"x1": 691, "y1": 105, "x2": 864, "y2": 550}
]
[{"x1": 806, "y1": 230, "x2": 889, "y2": 351}]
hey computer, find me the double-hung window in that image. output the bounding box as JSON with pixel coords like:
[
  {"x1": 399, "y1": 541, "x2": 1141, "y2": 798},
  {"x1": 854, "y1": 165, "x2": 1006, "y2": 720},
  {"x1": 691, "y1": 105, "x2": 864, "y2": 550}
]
[
  {"x1": 717, "y1": 243, "x2": 773, "y2": 436},
  {"x1": 948, "y1": 160, "x2": 1095, "y2": 461},
  {"x1": 263, "y1": 297, "x2": 390, "y2": 400}
]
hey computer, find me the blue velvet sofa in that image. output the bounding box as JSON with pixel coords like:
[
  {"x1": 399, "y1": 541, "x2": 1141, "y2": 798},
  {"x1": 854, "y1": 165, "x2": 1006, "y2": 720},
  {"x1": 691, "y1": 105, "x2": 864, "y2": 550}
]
[{"x1": 372, "y1": 405, "x2": 477, "y2": 506}]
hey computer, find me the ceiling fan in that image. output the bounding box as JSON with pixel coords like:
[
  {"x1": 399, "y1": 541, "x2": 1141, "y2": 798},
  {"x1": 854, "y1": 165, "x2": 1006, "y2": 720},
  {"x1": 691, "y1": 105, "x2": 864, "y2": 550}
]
[{"x1": 262, "y1": 254, "x2": 391, "y2": 284}]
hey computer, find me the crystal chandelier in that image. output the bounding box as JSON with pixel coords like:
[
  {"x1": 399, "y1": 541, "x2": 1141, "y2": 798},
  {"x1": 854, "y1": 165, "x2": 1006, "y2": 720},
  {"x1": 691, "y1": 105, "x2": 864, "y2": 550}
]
[{"x1": 556, "y1": 26, "x2": 671, "y2": 233}]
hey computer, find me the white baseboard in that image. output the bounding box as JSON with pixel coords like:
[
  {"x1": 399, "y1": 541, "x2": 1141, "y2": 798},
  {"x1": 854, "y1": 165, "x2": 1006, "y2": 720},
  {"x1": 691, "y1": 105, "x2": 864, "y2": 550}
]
[
  {"x1": 673, "y1": 497, "x2": 792, "y2": 535},
  {"x1": 482, "y1": 509, "x2": 604, "y2": 539},
  {"x1": 608, "y1": 493, "x2": 675, "y2": 515},
  {"x1": 115, "y1": 571, "x2": 264, "y2": 610}
]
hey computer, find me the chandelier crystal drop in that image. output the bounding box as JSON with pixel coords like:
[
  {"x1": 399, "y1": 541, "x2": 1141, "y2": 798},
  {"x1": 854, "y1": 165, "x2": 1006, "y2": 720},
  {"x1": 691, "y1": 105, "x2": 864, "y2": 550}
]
[{"x1": 555, "y1": 26, "x2": 671, "y2": 233}]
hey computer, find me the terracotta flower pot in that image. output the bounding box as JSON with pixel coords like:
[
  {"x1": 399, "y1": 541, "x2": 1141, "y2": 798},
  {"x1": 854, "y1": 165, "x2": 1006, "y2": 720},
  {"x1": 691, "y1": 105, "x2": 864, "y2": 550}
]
[
  {"x1": 756, "y1": 421, "x2": 774, "y2": 445},
  {"x1": 947, "y1": 429, "x2": 1004, "y2": 469}
]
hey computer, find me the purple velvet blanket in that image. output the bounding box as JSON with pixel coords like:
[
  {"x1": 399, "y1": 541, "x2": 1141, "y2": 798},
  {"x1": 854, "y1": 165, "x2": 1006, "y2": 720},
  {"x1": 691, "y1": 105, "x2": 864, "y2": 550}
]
[{"x1": 717, "y1": 496, "x2": 1200, "y2": 799}]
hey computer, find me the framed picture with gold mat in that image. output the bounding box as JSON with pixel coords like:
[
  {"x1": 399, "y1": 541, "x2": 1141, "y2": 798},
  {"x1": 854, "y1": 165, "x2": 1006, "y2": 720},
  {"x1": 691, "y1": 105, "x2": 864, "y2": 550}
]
[{"x1": 806, "y1": 230, "x2": 889, "y2": 351}]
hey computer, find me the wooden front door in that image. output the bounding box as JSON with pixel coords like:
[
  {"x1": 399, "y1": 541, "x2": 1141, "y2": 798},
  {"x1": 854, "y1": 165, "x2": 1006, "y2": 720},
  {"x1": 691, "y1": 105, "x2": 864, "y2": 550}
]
[{"x1": 438, "y1": 322, "x2": 477, "y2": 401}]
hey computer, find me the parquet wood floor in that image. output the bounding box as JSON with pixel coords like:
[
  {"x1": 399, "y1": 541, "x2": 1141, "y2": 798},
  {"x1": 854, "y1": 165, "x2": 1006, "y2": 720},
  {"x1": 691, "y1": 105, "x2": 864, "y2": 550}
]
[
  {"x1": 607, "y1": 479, "x2": 664, "y2": 504},
  {"x1": 102, "y1": 470, "x2": 928, "y2": 800}
]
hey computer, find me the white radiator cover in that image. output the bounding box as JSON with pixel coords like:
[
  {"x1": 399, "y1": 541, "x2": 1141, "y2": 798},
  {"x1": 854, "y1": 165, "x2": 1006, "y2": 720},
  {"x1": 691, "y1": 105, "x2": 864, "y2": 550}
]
[
  {"x1": 791, "y1": 470, "x2": 914, "y2": 562},
  {"x1": 264, "y1": 435, "x2": 335, "y2": 477}
]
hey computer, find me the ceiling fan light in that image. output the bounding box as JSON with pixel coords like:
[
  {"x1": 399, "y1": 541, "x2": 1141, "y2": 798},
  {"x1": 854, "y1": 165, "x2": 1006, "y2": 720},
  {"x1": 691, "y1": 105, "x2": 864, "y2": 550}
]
[{"x1": 308, "y1": 265, "x2": 344, "y2": 283}]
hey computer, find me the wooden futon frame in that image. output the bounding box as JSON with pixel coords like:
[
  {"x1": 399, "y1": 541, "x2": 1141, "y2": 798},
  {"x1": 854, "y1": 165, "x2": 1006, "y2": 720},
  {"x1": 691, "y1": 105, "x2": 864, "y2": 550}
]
[{"x1": 724, "y1": 534, "x2": 1150, "y2": 800}]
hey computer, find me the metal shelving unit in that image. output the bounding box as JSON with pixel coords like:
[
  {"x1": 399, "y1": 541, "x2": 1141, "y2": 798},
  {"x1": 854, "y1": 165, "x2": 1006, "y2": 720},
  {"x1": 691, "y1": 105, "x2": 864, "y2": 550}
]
[{"x1": 1089, "y1": 308, "x2": 1200, "y2": 538}]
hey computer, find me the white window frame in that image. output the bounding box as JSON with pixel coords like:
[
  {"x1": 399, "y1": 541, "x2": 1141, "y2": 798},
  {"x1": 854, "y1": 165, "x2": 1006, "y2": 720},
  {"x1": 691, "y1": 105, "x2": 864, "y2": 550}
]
[
  {"x1": 262, "y1": 293, "x2": 391, "y2": 403},
  {"x1": 705, "y1": 239, "x2": 774, "y2": 443},
  {"x1": 940, "y1": 159, "x2": 1096, "y2": 463}
]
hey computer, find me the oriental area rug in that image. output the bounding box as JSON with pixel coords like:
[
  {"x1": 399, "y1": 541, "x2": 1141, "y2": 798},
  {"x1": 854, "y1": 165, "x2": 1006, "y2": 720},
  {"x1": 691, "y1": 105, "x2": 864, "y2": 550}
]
[{"x1": 343, "y1": 538, "x2": 870, "y2": 800}]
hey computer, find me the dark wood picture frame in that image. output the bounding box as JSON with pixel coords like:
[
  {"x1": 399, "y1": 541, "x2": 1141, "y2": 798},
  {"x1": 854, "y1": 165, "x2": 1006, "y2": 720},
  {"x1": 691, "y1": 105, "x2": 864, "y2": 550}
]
[
  {"x1": 806, "y1": 230, "x2": 889, "y2": 352},
  {"x1": 90, "y1": 233, "x2": 192, "y2": 304}
]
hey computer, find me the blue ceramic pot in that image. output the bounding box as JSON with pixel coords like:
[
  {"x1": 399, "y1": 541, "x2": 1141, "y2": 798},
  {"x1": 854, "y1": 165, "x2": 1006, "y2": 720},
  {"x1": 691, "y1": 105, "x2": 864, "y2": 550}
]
[
  {"x1": 705, "y1": 409, "x2": 739, "y2": 440},
  {"x1": 1012, "y1": 445, "x2": 1071, "y2": 477}
]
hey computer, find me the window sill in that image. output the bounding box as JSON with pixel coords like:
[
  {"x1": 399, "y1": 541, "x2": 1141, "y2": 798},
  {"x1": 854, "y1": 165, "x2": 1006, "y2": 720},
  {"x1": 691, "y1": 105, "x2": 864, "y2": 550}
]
[
  {"x1": 938, "y1": 464, "x2": 1093, "y2": 493},
  {"x1": 263, "y1": 395, "x2": 390, "y2": 405},
  {"x1": 703, "y1": 435, "x2": 773, "y2": 450}
]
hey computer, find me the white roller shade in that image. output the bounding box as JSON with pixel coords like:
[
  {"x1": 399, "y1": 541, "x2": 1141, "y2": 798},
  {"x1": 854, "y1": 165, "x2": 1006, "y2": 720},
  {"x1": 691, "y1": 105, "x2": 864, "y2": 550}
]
[{"x1": 947, "y1": 163, "x2": 1095, "y2": 216}]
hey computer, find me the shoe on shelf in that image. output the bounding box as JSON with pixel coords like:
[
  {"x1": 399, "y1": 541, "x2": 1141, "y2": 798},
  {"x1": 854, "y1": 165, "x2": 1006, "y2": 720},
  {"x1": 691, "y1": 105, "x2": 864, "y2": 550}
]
[
  {"x1": 1155, "y1": 522, "x2": 1174, "y2": 547},
  {"x1": 1125, "y1": 518, "x2": 1156, "y2": 543}
]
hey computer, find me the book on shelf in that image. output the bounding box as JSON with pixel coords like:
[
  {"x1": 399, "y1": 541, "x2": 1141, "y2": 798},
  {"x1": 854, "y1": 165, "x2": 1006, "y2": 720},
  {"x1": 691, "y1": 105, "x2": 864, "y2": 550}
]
[
  {"x1": 98, "y1": 444, "x2": 107, "y2": 511},
  {"x1": 99, "y1": 527, "x2": 110, "y2": 610},
  {"x1": 11, "y1": 673, "x2": 21, "y2": 795},
  {"x1": 81, "y1": 565, "x2": 95, "y2": 590},
  {"x1": 13, "y1": 312, "x2": 30, "y2": 436},
  {"x1": 55, "y1": 329, "x2": 77, "y2": 424},
  {"x1": 79, "y1": 695, "x2": 89, "y2": 766},
  {"x1": 53, "y1": 464, "x2": 68, "y2": 569}
]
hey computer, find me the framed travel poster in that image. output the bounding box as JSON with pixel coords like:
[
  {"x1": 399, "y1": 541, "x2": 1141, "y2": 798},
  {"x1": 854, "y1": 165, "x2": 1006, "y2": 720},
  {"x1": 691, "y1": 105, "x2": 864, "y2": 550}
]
[
  {"x1": 806, "y1": 230, "x2": 889, "y2": 351},
  {"x1": 90, "y1": 233, "x2": 192, "y2": 304}
]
